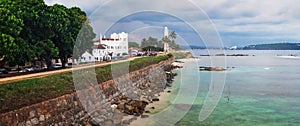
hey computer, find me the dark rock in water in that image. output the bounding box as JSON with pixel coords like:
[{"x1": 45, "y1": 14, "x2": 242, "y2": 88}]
[
  {"x1": 145, "y1": 110, "x2": 150, "y2": 113},
  {"x1": 166, "y1": 83, "x2": 172, "y2": 87},
  {"x1": 141, "y1": 115, "x2": 149, "y2": 118},
  {"x1": 174, "y1": 60, "x2": 185, "y2": 63},
  {"x1": 215, "y1": 54, "x2": 225, "y2": 56},
  {"x1": 199, "y1": 66, "x2": 226, "y2": 71},
  {"x1": 167, "y1": 90, "x2": 171, "y2": 93},
  {"x1": 118, "y1": 100, "x2": 148, "y2": 116},
  {"x1": 152, "y1": 98, "x2": 159, "y2": 101},
  {"x1": 122, "y1": 119, "x2": 131, "y2": 124},
  {"x1": 174, "y1": 104, "x2": 192, "y2": 110},
  {"x1": 151, "y1": 107, "x2": 155, "y2": 109}
]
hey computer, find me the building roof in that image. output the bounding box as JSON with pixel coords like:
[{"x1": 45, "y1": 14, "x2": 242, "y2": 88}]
[{"x1": 93, "y1": 44, "x2": 106, "y2": 49}]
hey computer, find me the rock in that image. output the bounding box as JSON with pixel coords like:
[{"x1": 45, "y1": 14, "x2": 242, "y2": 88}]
[
  {"x1": 152, "y1": 98, "x2": 159, "y2": 101},
  {"x1": 122, "y1": 119, "x2": 131, "y2": 124},
  {"x1": 30, "y1": 118, "x2": 39, "y2": 125},
  {"x1": 39, "y1": 115, "x2": 45, "y2": 122},
  {"x1": 199, "y1": 66, "x2": 226, "y2": 71},
  {"x1": 151, "y1": 107, "x2": 155, "y2": 109},
  {"x1": 145, "y1": 110, "x2": 150, "y2": 113},
  {"x1": 167, "y1": 90, "x2": 171, "y2": 93},
  {"x1": 17, "y1": 122, "x2": 26, "y2": 126},
  {"x1": 103, "y1": 120, "x2": 113, "y2": 126},
  {"x1": 29, "y1": 111, "x2": 35, "y2": 118},
  {"x1": 25, "y1": 121, "x2": 32, "y2": 126},
  {"x1": 113, "y1": 113, "x2": 123, "y2": 125},
  {"x1": 111, "y1": 104, "x2": 118, "y2": 110},
  {"x1": 141, "y1": 115, "x2": 149, "y2": 118},
  {"x1": 174, "y1": 104, "x2": 192, "y2": 110},
  {"x1": 89, "y1": 119, "x2": 100, "y2": 125}
]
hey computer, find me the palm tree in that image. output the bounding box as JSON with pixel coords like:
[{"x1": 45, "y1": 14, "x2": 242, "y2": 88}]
[{"x1": 169, "y1": 31, "x2": 177, "y2": 42}]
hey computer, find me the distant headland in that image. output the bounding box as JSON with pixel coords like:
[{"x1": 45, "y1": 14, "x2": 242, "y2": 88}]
[{"x1": 184, "y1": 43, "x2": 300, "y2": 50}]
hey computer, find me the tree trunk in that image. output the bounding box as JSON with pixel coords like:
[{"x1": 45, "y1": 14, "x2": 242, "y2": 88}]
[
  {"x1": 60, "y1": 56, "x2": 67, "y2": 68},
  {"x1": 44, "y1": 57, "x2": 53, "y2": 70},
  {"x1": 0, "y1": 56, "x2": 6, "y2": 68}
]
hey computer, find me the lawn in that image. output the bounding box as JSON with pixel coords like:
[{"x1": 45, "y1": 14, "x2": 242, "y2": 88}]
[{"x1": 0, "y1": 54, "x2": 173, "y2": 113}]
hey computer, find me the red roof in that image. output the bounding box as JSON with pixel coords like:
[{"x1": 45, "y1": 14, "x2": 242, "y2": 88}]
[{"x1": 93, "y1": 44, "x2": 106, "y2": 49}]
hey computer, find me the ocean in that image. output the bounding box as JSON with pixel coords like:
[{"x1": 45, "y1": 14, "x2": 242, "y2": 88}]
[{"x1": 149, "y1": 50, "x2": 300, "y2": 126}]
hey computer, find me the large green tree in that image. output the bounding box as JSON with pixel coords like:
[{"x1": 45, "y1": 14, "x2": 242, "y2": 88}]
[
  {"x1": 0, "y1": 7, "x2": 24, "y2": 67},
  {"x1": 141, "y1": 36, "x2": 158, "y2": 48},
  {"x1": 49, "y1": 5, "x2": 95, "y2": 68},
  {"x1": 0, "y1": 0, "x2": 95, "y2": 69},
  {"x1": 0, "y1": 0, "x2": 58, "y2": 68}
]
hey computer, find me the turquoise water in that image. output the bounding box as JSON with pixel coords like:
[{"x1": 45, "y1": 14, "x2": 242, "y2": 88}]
[{"x1": 171, "y1": 50, "x2": 300, "y2": 126}]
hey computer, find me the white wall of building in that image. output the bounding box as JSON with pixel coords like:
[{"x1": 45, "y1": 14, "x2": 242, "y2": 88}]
[
  {"x1": 100, "y1": 32, "x2": 129, "y2": 57},
  {"x1": 92, "y1": 47, "x2": 111, "y2": 61},
  {"x1": 81, "y1": 51, "x2": 95, "y2": 62}
]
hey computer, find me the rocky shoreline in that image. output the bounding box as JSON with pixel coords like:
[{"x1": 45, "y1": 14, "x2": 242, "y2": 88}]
[
  {"x1": 84, "y1": 62, "x2": 181, "y2": 126},
  {"x1": 111, "y1": 63, "x2": 178, "y2": 116}
]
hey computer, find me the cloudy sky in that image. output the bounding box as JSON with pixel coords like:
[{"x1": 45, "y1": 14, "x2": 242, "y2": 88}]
[{"x1": 45, "y1": 0, "x2": 300, "y2": 47}]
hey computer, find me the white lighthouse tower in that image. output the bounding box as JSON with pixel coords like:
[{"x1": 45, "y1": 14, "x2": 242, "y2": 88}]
[{"x1": 163, "y1": 26, "x2": 170, "y2": 52}]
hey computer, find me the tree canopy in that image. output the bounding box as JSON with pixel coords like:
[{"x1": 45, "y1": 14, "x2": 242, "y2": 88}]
[
  {"x1": 140, "y1": 31, "x2": 180, "y2": 51},
  {"x1": 0, "y1": 0, "x2": 95, "y2": 68},
  {"x1": 128, "y1": 42, "x2": 140, "y2": 48}
]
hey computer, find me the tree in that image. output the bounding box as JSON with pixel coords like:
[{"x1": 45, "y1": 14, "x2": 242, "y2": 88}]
[
  {"x1": 49, "y1": 4, "x2": 95, "y2": 68},
  {"x1": 0, "y1": 0, "x2": 59, "y2": 69},
  {"x1": 73, "y1": 21, "x2": 96, "y2": 59},
  {"x1": 141, "y1": 38, "x2": 147, "y2": 48},
  {"x1": 0, "y1": 0, "x2": 96, "y2": 68},
  {"x1": 128, "y1": 42, "x2": 139, "y2": 48},
  {"x1": 141, "y1": 37, "x2": 158, "y2": 48},
  {"x1": 169, "y1": 31, "x2": 180, "y2": 50},
  {"x1": 0, "y1": 7, "x2": 24, "y2": 67},
  {"x1": 169, "y1": 31, "x2": 177, "y2": 42}
]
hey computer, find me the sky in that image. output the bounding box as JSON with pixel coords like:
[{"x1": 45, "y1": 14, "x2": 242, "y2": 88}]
[{"x1": 44, "y1": 0, "x2": 300, "y2": 47}]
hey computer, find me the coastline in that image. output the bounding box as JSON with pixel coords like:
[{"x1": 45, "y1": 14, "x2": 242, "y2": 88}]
[
  {"x1": 129, "y1": 58, "x2": 197, "y2": 126},
  {"x1": 130, "y1": 86, "x2": 174, "y2": 126}
]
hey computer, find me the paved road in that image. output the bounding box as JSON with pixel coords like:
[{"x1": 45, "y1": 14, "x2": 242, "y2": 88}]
[{"x1": 0, "y1": 57, "x2": 141, "y2": 85}]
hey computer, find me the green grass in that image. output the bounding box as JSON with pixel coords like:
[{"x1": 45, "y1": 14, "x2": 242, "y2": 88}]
[
  {"x1": 172, "y1": 52, "x2": 191, "y2": 59},
  {"x1": 0, "y1": 54, "x2": 173, "y2": 113}
]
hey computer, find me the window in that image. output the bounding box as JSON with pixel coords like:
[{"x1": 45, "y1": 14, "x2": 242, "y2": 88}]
[{"x1": 111, "y1": 46, "x2": 114, "y2": 49}]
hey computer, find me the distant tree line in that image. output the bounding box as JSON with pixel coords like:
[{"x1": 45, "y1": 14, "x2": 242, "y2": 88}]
[
  {"x1": 242, "y1": 43, "x2": 300, "y2": 50},
  {"x1": 130, "y1": 31, "x2": 180, "y2": 51},
  {"x1": 0, "y1": 0, "x2": 95, "y2": 69}
]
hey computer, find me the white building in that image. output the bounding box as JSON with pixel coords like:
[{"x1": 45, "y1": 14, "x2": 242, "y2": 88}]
[
  {"x1": 81, "y1": 32, "x2": 128, "y2": 63},
  {"x1": 81, "y1": 51, "x2": 95, "y2": 62},
  {"x1": 81, "y1": 44, "x2": 111, "y2": 63},
  {"x1": 95, "y1": 32, "x2": 129, "y2": 57},
  {"x1": 92, "y1": 44, "x2": 111, "y2": 61}
]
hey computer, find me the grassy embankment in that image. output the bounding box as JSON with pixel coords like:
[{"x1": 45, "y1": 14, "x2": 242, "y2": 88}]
[
  {"x1": 0, "y1": 54, "x2": 173, "y2": 113},
  {"x1": 172, "y1": 51, "x2": 193, "y2": 59}
]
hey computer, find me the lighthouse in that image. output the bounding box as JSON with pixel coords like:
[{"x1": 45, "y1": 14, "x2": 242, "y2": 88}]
[{"x1": 163, "y1": 26, "x2": 170, "y2": 52}]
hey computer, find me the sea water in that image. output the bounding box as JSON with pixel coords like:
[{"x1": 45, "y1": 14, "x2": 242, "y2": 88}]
[{"x1": 169, "y1": 50, "x2": 300, "y2": 126}]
